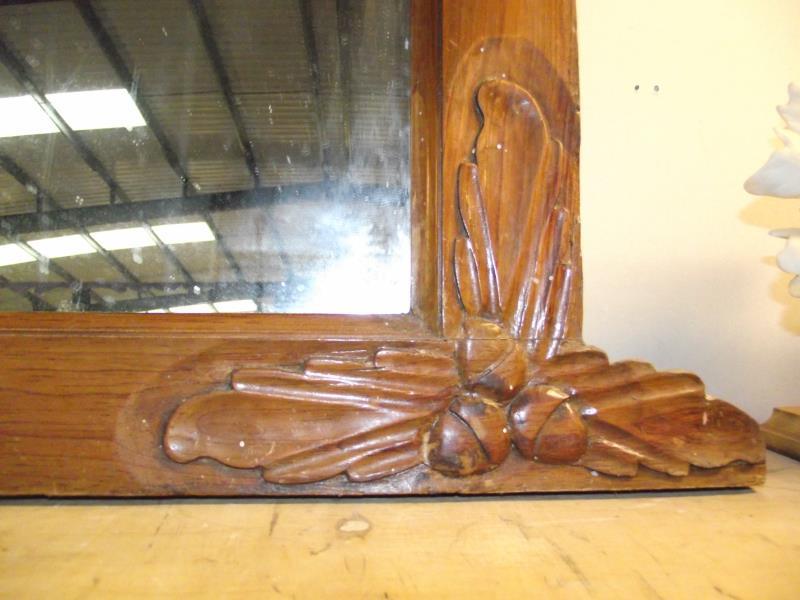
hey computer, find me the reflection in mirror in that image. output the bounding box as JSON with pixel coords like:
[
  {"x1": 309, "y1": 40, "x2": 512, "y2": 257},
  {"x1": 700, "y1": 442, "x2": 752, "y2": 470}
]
[{"x1": 0, "y1": 0, "x2": 410, "y2": 313}]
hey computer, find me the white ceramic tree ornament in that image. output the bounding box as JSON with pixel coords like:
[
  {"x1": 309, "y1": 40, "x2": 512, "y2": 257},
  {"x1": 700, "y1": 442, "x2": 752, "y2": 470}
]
[{"x1": 745, "y1": 83, "x2": 800, "y2": 297}]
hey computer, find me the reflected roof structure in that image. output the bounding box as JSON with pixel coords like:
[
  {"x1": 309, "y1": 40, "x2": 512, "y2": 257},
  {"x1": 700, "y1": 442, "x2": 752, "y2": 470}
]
[{"x1": 0, "y1": 0, "x2": 410, "y2": 313}]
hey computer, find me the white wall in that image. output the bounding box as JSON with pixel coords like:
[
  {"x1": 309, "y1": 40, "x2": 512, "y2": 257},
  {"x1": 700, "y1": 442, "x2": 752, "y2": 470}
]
[{"x1": 576, "y1": 0, "x2": 800, "y2": 420}]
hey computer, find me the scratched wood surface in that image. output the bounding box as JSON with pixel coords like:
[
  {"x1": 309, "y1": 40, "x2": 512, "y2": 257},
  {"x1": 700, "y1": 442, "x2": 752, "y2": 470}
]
[{"x1": 0, "y1": 451, "x2": 796, "y2": 600}]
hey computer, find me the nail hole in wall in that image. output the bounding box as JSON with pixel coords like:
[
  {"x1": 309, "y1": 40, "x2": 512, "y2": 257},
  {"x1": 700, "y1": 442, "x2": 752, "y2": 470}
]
[{"x1": 654, "y1": 84, "x2": 660, "y2": 92}]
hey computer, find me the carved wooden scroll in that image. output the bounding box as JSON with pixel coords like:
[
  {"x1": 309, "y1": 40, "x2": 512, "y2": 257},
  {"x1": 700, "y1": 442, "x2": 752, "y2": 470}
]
[{"x1": 164, "y1": 77, "x2": 765, "y2": 490}]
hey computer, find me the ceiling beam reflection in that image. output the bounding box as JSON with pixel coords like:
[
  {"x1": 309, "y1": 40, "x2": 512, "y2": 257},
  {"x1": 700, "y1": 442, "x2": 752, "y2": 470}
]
[
  {"x1": 75, "y1": 0, "x2": 246, "y2": 282},
  {"x1": 189, "y1": 0, "x2": 261, "y2": 188},
  {"x1": 0, "y1": 31, "x2": 199, "y2": 287}
]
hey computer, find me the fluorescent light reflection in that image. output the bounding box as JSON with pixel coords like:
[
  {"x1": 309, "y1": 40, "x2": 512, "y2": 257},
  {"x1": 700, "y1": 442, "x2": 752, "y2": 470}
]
[
  {"x1": 0, "y1": 96, "x2": 56, "y2": 137},
  {"x1": 213, "y1": 299, "x2": 258, "y2": 312},
  {"x1": 143, "y1": 299, "x2": 256, "y2": 314},
  {"x1": 27, "y1": 234, "x2": 96, "y2": 259},
  {"x1": 90, "y1": 227, "x2": 156, "y2": 251},
  {"x1": 152, "y1": 222, "x2": 215, "y2": 245},
  {"x1": 48, "y1": 89, "x2": 145, "y2": 132},
  {"x1": 90, "y1": 222, "x2": 215, "y2": 250},
  {"x1": 0, "y1": 88, "x2": 146, "y2": 138},
  {"x1": 168, "y1": 303, "x2": 215, "y2": 313},
  {"x1": 13, "y1": 221, "x2": 214, "y2": 263},
  {"x1": 0, "y1": 243, "x2": 35, "y2": 267}
]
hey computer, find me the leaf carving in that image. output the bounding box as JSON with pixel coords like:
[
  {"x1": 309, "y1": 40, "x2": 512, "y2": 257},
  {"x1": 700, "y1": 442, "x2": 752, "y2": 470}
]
[
  {"x1": 165, "y1": 348, "x2": 459, "y2": 484},
  {"x1": 456, "y1": 163, "x2": 500, "y2": 317},
  {"x1": 454, "y1": 79, "x2": 571, "y2": 343},
  {"x1": 509, "y1": 349, "x2": 765, "y2": 475}
]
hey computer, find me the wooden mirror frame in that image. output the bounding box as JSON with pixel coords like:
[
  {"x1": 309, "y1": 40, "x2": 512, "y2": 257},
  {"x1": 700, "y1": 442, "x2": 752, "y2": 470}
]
[{"x1": 0, "y1": 0, "x2": 765, "y2": 497}]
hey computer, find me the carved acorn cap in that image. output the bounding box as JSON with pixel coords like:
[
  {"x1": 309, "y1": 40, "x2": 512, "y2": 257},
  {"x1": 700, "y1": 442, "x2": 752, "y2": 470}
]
[
  {"x1": 425, "y1": 394, "x2": 511, "y2": 477},
  {"x1": 508, "y1": 383, "x2": 591, "y2": 465}
]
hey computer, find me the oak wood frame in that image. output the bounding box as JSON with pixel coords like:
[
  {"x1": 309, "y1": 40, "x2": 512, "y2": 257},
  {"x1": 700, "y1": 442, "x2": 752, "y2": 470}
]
[{"x1": 0, "y1": 0, "x2": 765, "y2": 496}]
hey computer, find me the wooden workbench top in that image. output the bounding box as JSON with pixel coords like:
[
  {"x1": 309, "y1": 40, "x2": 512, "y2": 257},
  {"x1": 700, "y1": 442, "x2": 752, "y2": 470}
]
[{"x1": 1, "y1": 452, "x2": 797, "y2": 599}]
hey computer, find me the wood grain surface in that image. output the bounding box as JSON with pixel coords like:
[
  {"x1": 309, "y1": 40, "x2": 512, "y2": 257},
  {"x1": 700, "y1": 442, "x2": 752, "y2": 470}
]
[
  {"x1": 0, "y1": 451, "x2": 795, "y2": 600},
  {"x1": 409, "y1": 0, "x2": 443, "y2": 333}
]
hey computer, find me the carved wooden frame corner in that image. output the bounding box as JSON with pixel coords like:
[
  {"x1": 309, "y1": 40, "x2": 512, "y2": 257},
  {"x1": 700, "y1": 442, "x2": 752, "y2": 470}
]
[
  {"x1": 160, "y1": 43, "x2": 765, "y2": 494},
  {"x1": 0, "y1": 0, "x2": 765, "y2": 497}
]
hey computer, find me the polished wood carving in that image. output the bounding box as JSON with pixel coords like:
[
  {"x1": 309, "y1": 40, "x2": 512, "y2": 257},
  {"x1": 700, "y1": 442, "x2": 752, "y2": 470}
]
[{"x1": 164, "y1": 78, "x2": 765, "y2": 486}]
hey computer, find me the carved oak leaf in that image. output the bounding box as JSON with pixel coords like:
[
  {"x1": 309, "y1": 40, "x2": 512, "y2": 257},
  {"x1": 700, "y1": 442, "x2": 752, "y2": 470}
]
[
  {"x1": 166, "y1": 348, "x2": 460, "y2": 484},
  {"x1": 454, "y1": 79, "x2": 571, "y2": 348},
  {"x1": 164, "y1": 77, "x2": 764, "y2": 485}
]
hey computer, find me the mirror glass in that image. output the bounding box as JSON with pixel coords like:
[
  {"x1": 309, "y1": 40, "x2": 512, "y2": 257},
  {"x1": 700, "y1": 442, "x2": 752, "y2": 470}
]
[{"x1": 0, "y1": 0, "x2": 410, "y2": 313}]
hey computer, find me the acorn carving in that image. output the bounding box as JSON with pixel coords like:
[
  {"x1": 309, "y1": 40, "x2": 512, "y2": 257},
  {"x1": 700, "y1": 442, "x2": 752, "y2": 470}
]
[
  {"x1": 508, "y1": 384, "x2": 587, "y2": 463},
  {"x1": 423, "y1": 318, "x2": 530, "y2": 477},
  {"x1": 425, "y1": 393, "x2": 511, "y2": 477}
]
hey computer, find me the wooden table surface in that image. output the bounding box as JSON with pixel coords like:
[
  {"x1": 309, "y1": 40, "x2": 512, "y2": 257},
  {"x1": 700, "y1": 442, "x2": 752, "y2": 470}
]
[{"x1": 1, "y1": 451, "x2": 797, "y2": 599}]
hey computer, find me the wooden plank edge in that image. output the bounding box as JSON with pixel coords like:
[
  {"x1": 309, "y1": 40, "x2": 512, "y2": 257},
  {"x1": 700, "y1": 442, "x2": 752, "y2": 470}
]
[
  {"x1": 0, "y1": 459, "x2": 765, "y2": 498},
  {"x1": 761, "y1": 407, "x2": 800, "y2": 460}
]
